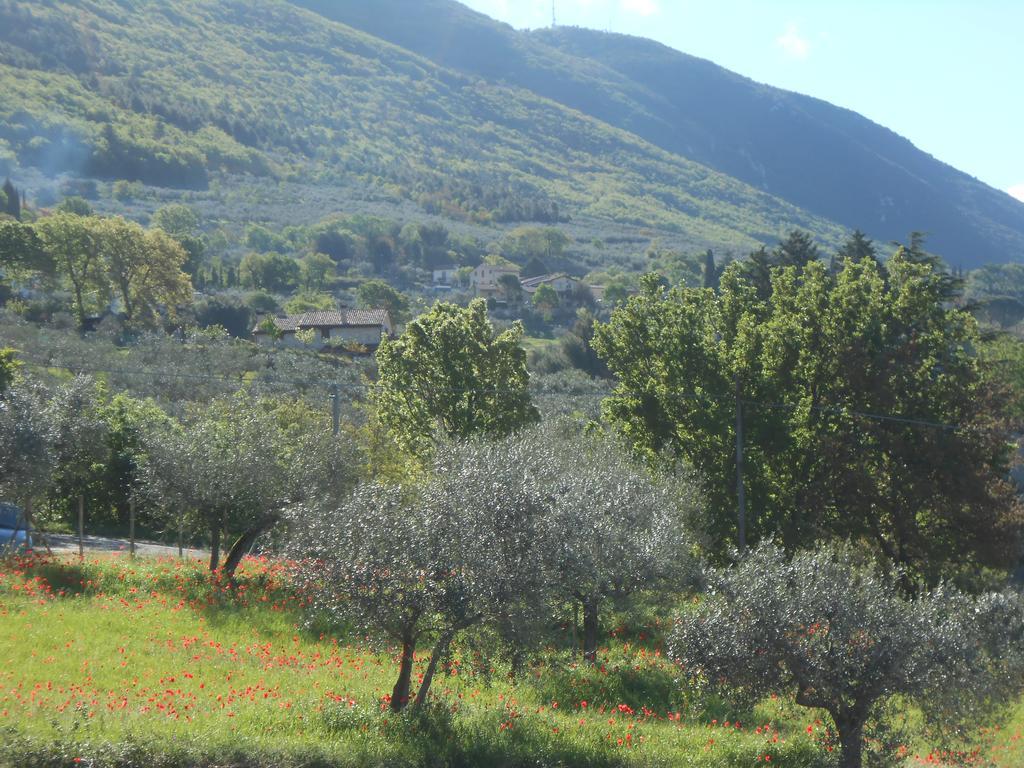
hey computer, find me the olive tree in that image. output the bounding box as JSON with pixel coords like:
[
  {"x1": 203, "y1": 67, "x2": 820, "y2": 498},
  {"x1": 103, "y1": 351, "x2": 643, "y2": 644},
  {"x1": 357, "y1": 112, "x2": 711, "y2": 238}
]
[
  {"x1": 524, "y1": 421, "x2": 704, "y2": 662},
  {"x1": 671, "y1": 541, "x2": 1024, "y2": 768},
  {"x1": 287, "y1": 438, "x2": 549, "y2": 712},
  {"x1": 0, "y1": 378, "x2": 54, "y2": 540},
  {"x1": 142, "y1": 395, "x2": 291, "y2": 576}
]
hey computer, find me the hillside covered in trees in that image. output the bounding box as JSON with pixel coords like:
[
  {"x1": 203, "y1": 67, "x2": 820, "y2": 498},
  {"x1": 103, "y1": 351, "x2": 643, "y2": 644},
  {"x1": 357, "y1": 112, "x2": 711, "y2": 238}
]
[{"x1": 294, "y1": 0, "x2": 1024, "y2": 268}]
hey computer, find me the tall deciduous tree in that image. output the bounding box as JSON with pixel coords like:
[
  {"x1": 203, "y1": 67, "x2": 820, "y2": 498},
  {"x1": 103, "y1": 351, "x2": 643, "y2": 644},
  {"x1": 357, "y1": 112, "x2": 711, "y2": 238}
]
[
  {"x1": 373, "y1": 299, "x2": 538, "y2": 456},
  {"x1": 36, "y1": 213, "x2": 103, "y2": 326},
  {"x1": 594, "y1": 250, "x2": 1023, "y2": 583},
  {"x1": 95, "y1": 217, "x2": 192, "y2": 325},
  {"x1": 0, "y1": 221, "x2": 51, "y2": 276},
  {"x1": 356, "y1": 279, "x2": 410, "y2": 324}
]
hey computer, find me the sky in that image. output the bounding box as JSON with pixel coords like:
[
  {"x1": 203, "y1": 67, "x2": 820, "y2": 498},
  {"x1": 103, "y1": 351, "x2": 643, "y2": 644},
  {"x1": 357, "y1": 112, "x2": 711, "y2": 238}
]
[{"x1": 460, "y1": 0, "x2": 1024, "y2": 204}]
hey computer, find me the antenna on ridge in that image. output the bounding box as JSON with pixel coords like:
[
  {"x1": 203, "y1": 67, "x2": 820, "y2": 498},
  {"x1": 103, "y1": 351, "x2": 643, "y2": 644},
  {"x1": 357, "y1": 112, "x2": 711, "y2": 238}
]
[{"x1": 552, "y1": 0, "x2": 557, "y2": 28}]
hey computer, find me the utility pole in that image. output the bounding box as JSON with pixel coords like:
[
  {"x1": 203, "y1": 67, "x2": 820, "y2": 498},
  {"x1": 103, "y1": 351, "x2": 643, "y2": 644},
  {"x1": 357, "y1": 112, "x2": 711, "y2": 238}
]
[
  {"x1": 735, "y1": 377, "x2": 747, "y2": 553},
  {"x1": 331, "y1": 384, "x2": 341, "y2": 436}
]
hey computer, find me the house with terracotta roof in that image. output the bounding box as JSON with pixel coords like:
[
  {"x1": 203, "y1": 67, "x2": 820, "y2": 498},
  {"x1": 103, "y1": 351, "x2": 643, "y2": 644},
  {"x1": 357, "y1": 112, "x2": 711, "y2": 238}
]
[
  {"x1": 253, "y1": 309, "x2": 395, "y2": 352},
  {"x1": 520, "y1": 273, "x2": 601, "y2": 306}
]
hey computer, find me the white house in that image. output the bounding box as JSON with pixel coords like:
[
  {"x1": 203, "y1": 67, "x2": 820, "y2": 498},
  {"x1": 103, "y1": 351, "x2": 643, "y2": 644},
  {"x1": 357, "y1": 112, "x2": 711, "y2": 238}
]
[
  {"x1": 470, "y1": 263, "x2": 520, "y2": 298},
  {"x1": 253, "y1": 309, "x2": 394, "y2": 352}
]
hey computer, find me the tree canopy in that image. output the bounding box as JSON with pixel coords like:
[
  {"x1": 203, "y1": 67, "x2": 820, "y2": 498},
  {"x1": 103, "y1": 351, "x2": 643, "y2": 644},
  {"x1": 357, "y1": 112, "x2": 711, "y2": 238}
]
[
  {"x1": 373, "y1": 299, "x2": 538, "y2": 456},
  {"x1": 594, "y1": 248, "x2": 1023, "y2": 583}
]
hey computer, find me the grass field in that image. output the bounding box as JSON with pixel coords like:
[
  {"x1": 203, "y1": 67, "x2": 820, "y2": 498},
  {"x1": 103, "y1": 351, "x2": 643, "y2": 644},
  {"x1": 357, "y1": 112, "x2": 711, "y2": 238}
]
[{"x1": 0, "y1": 554, "x2": 1019, "y2": 767}]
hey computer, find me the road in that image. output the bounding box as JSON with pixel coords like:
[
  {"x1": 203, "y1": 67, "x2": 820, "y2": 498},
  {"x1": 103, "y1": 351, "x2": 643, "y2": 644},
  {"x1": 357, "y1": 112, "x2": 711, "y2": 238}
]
[{"x1": 44, "y1": 533, "x2": 207, "y2": 560}]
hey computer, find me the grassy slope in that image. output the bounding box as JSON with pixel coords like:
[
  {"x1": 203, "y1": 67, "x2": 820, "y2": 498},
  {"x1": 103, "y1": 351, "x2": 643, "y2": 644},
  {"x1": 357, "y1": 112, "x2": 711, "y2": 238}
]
[
  {"x1": 0, "y1": 0, "x2": 846, "y2": 260},
  {"x1": 1, "y1": 554, "x2": 1020, "y2": 767},
  {"x1": 0, "y1": 554, "x2": 827, "y2": 768}
]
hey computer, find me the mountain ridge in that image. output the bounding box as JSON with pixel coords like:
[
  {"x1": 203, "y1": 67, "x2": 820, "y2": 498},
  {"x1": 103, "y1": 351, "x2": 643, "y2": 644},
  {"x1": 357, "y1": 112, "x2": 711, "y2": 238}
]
[
  {"x1": 0, "y1": 0, "x2": 1020, "y2": 269},
  {"x1": 289, "y1": 0, "x2": 1024, "y2": 266}
]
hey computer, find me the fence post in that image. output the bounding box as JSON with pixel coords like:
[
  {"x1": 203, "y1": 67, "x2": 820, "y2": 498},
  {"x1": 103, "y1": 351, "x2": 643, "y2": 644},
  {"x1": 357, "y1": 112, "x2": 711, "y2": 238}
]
[
  {"x1": 78, "y1": 495, "x2": 85, "y2": 558},
  {"x1": 129, "y1": 498, "x2": 136, "y2": 557}
]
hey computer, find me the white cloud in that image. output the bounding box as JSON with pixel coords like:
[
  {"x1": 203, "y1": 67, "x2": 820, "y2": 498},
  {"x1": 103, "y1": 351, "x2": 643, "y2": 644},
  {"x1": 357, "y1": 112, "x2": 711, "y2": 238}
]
[
  {"x1": 621, "y1": 0, "x2": 660, "y2": 17},
  {"x1": 1009, "y1": 184, "x2": 1024, "y2": 203},
  {"x1": 776, "y1": 22, "x2": 811, "y2": 60}
]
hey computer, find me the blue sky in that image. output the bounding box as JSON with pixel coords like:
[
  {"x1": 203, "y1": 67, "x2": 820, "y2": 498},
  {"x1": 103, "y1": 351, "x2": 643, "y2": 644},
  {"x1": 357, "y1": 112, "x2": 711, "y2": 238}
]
[{"x1": 460, "y1": 0, "x2": 1024, "y2": 203}]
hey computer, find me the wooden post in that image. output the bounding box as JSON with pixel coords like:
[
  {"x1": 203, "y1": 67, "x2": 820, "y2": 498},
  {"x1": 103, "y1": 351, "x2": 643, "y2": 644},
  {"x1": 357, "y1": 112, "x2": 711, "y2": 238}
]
[
  {"x1": 77, "y1": 495, "x2": 85, "y2": 558},
  {"x1": 129, "y1": 498, "x2": 136, "y2": 557}
]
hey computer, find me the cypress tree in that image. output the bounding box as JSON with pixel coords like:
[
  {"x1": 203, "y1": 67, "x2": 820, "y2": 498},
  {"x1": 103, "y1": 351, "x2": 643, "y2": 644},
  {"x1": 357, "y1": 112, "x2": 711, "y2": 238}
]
[
  {"x1": 702, "y1": 249, "x2": 719, "y2": 291},
  {"x1": 2, "y1": 179, "x2": 19, "y2": 220}
]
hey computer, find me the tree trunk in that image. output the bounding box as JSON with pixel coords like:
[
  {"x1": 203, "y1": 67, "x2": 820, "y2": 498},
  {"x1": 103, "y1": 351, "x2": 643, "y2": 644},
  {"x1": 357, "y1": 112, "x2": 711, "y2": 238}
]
[
  {"x1": 582, "y1": 596, "x2": 600, "y2": 664},
  {"x1": 835, "y1": 714, "x2": 864, "y2": 768},
  {"x1": 222, "y1": 521, "x2": 274, "y2": 582},
  {"x1": 209, "y1": 523, "x2": 221, "y2": 572},
  {"x1": 391, "y1": 635, "x2": 416, "y2": 712},
  {"x1": 413, "y1": 629, "x2": 455, "y2": 708}
]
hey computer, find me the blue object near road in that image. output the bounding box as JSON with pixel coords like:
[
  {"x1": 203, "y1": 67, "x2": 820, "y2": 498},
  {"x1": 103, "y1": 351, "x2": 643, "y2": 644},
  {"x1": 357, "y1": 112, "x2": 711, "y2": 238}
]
[{"x1": 0, "y1": 502, "x2": 31, "y2": 551}]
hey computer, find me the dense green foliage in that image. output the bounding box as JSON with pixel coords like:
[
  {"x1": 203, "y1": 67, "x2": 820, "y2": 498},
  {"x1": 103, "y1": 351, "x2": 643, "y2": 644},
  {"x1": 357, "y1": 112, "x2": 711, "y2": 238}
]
[
  {"x1": 373, "y1": 300, "x2": 538, "y2": 455},
  {"x1": 595, "y1": 243, "x2": 1023, "y2": 583}
]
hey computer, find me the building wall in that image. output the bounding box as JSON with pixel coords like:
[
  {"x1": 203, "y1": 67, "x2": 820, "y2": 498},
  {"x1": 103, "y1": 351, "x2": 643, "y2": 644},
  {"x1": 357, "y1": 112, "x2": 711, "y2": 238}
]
[{"x1": 326, "y1": 326, "x2": 384, "y2": 345}]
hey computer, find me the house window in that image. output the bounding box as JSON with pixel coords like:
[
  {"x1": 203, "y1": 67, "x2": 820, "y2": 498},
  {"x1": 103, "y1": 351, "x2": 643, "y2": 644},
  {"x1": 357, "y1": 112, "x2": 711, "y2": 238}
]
[{"x1": 321, "y1": 328, "x2": 330, "y2": 340}]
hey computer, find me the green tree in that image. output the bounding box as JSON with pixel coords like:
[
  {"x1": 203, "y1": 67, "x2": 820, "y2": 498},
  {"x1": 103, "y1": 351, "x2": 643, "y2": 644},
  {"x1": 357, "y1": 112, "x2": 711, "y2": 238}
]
[
  {"x1": 57, "y1": 197, "x2": 94, "y2": 217},
  {"x1": 2, "y1": 178, "x2": 19, "y2": 220},
  {"x1": 594, "y1": 251, "x2": 1023, "y2": 582},
  {"x1": 531, "y1": 282, "x2": 559, "y2": 319},
  {"x1": 300, "y1": 252, "x2": 335, "y2": 292},
  {"x1": 835, "y1": 229, "x2": 878, "y2": 268},
  {"x1": 672, "y1": 541, "x2": 1024, "y2": 768},
  {"x1": 701, "y1": 249, "x2": 719, "y2": 291},
  {"x1": 773, "y1": 228, "x2": 820, "y2": 269},
  {"x1": 523, "y1": 421, "x2": 701, "y2": 662},
  {"x1": 497, "y1": 272, "x2": 523, "y2": 306},
  {"x1": 0, "y1": 348, "x2": 19, "y2": 394},
  {"x1": 373, "y1": 299, "x2": 538, "y2": 456},
  {"x1": 239, "y1": 252, "x2": 300, "y2": 293},
  {"x1": 36, "y1": 213, "x2": 104, "y2": 326},
  {"x1": 96, "y1": 217, "x2": 193, "y2": 325},
  {"x1": 0, "y1": 220, "x2": 52, "y2": 276},
  {"x1": 503, "y1": 227, "x2": 569, "y2": 264},
  {"x1": 356, "y1": 279, "x2": 410, "y2": 325},
  {"x1": 152, "y1": 204, "x2": 205, "y2": 279},
  {"x1": 522, "y1": 255, "x2": 549, "y2": 279}
]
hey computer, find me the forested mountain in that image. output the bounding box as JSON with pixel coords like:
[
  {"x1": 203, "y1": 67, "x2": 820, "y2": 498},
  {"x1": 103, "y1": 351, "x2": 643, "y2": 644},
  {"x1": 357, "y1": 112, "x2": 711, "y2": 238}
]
[
  {"x1": 0, "y1": 0, "x2": 1021, "y2": 268},
  {"x1": 0, "y1": 0, "x2": 844, "y2": 260},
  {"x1": 295, "y1": 0, "x2": 1024, "y2": 267}
]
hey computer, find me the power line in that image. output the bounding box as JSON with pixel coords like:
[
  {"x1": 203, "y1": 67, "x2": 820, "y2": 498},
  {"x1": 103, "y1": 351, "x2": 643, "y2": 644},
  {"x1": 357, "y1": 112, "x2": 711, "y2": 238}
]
[{"x1": 15, "y1": 351, "x2": 977, "y2": 432}]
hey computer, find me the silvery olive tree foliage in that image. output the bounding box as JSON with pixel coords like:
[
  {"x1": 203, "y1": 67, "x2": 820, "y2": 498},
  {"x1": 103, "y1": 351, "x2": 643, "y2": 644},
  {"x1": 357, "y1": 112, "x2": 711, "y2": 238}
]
[
  {"x1": 523, "y1": 420, "x2": 704, "y2": 663},
  {"x1": 671, "y1": 542, "x2": 1024, "y2": 768},
  {"x1": 142, "y1": 395, "x2": 288, "y2": 577},
  {"x1": 0, "y1": 375, "x2": 105, "y2": 540},
  {"x1": 45, "y1": 377, "x2": 108, "y2": 517},
  {"x1": 287, "y1": 438, "x2": 551, "y2": 712},
  {"x1": 0, "y1": 377, "x2": 54, "y2": 532}
]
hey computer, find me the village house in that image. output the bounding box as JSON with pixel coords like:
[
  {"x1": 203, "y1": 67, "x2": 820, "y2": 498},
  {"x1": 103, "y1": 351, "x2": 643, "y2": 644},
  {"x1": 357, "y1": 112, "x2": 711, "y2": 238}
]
[
  {"x1": 470, "y1": 263, "x2": 520, "y2": 298},
  {"x1": 253, "y1": 309, "x2": 394, "y2": 352},
  {"x1": 520, "y1": 273, "x2": 601, "y2": 306}
]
